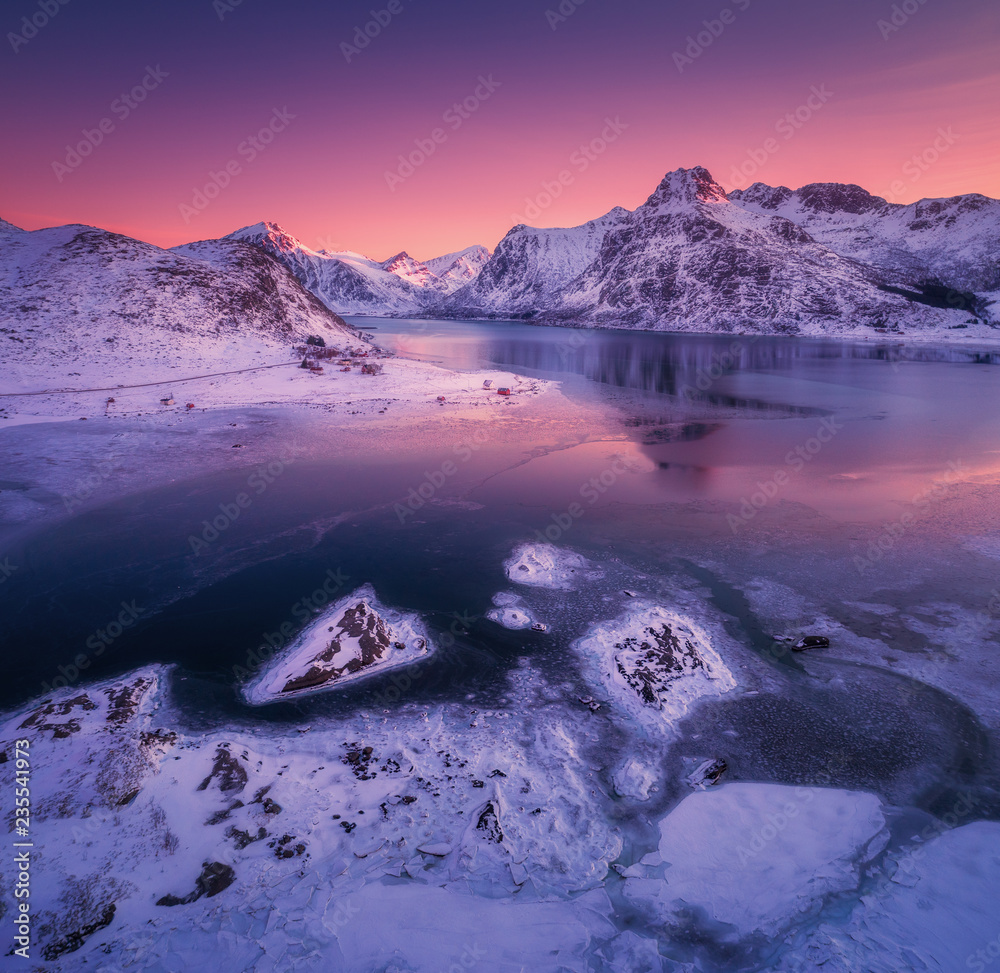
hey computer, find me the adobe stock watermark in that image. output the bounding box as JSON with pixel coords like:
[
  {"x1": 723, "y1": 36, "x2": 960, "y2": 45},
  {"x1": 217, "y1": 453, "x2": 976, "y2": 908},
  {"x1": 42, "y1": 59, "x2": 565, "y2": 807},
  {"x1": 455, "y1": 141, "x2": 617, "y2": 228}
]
[
  {"x1": 341, "y1": 1, "x2": 410, "y2": 63},
  {"x1": 736, "y1": 753, "x2": 852, "y2": 866},
  {"x1": 536, "y1": 455, "x2": 635, "y2": 544},
  {"x1": 853, "y1": 460, "x2": 964, "y2": 573},
  {"x1": 0, "y1": 557, "x2": 17, "y2": 584},
  {"x1": 7, "y1": 0, "x2": 72, "y2": 54},
  {"x1": 179, "y1": 107, "x2": 296, "y2": 223},
  {"x1": 877, "y1": 0, "x2": 929, "y2": 39},
  {"x1": 882, "y1": 127, "x2": 959, "y2": 202},
  {"x1": 52, "y1": 65, "x2": 169, "y2": 182},
  {"x1": 672, "y1": 0, "x2": 751, "y2": 73},
  {"x1": 369, "y1": 609, "x2": 478, "y2": 707},
  {"x1": 728, "y1": 416, "x2": 844, "y2": 531},
  {"x1": 869, "y1": 790, "x2": 976, "y2": 899},
  {"x1": 545, "y1": 0, "x2": 588, "y2": 30},
  {"x1": 985, "y1": 586, "x2": 1000, "y2": 619},
  {"x1": 437, "y1": 943, "x2": 488, "y2": 973},
  {"x1": 725, "y1": 84, "x2": 834, "y2": 190},
  {"x1": 188, "y1": 451, "x2": 298, "y2": 554},
  {"x1": 384, "y1": 76, "x2": 501, "y2": 191},
  {"x1": 394, "y1": 429, "x2": 489, "y2": 522},
  {"x1": 41, "y1": 599, "x2": 145, "y2": 693},
  {"x1": 213, "y1": 0, "x2": 246, "y2": 22},
  {"x1": 232, "y1": 568, "x2": 351, "y2": 680},
  {"x1": 509, "y1": 116, "x2": 628, "y2": 225},
  {"x1": 968, "y1": 931, "x2": 1000, "y2": 973}
]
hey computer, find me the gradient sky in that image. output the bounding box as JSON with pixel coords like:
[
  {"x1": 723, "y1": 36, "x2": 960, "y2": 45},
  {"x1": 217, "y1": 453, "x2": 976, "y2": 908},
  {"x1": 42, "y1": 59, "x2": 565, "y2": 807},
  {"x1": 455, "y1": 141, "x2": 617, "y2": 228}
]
[{"x1": 1, "y1": 0, "x2": 997, "y2": 259}]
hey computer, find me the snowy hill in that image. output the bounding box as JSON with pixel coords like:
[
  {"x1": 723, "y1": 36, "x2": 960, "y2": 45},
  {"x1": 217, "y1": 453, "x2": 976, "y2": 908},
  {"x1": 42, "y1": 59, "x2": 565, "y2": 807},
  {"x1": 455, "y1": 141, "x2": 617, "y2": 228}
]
[
  {"x1": 0, "y1": 221, "x2": 363, "y2": 394},
  {"x1": 227, "y1": 223, "x2": 490, "y2": 315},
  {"x1": 424, "y1": 245, "x2": 491, "y2": 291},
  {"x1": 729, "y1": 181, "x2": 1000, "y2": 294},
  {"x1": 447, "y1": 208, "x2": 629, "y2": 317},
  {"x1": 445, "y1": 167, "x2": 998, "y2": 336}
]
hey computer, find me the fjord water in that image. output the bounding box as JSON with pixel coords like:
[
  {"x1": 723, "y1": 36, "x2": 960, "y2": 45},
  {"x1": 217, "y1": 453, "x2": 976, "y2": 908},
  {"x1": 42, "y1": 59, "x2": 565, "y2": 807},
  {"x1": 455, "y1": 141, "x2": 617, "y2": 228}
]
[{"x1": 2, "y1": 319, "x2": 998, "y2": 816}]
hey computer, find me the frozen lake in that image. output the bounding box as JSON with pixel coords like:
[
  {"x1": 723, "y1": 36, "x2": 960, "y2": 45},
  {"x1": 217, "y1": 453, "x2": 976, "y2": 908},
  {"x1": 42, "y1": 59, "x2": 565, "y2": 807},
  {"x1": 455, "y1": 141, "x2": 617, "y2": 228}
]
[{"x1": 1, "y1": 318, "x2": 999, "y2": 970}]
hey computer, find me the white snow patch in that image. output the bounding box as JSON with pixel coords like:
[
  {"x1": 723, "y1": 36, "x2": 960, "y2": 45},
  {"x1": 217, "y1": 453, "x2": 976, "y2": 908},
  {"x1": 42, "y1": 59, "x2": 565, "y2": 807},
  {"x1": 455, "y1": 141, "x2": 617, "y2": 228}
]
[
  {"x1": 504, "y1": 543, "x2": 602, "y2": 590},
  {"x1": 612, "y1": 757, "x2": 659, "y2": 801},
  {"x1": 486, "y1": 591, "x2": 538, "y2": 630},
  {"x1": 486, "y1": 607, "x2": 535, "y2": 630}
]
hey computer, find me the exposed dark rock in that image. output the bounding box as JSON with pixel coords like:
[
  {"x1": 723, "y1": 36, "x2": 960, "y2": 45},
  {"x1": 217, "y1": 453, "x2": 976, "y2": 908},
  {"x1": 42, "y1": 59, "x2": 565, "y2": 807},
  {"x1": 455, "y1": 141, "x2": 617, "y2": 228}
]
[
  {"x1": 116, "y1": 788, "x2": 140, "y2": 807},
  {"x1": 227, "y1": 825, "x2": 267, "y2": 850},
  {"x1": 270, "y1": 834, "x2": 308, "y2": 858},
  {"x1": 197, "y1": 747, "x2": 248, "y2": 794},
  {"x1": 688, "y1": 758, "x2": 728, "y2": 788},
  {"x1": 156, "y1": 862, "x2": 235, "y2": 906},
  {"x1": 41, "y1": 904, "x2": 116, "y2": 960},
  {"x1": 281, "y1": 602, "x2": 397, "y2": 694},
  {"x1": 476, "y1": 801, "x2": 503, "y2": 843},
  {"x1": 614, "y1": 623, "x2": 705, "y2": 706},
  {"x1": 139, "y1": 728, "x2": 178, "y2": 750},
  {"x1": 104, "y1": 678, "x2": 154, "y2": 726},
  {"x1": 206, "y1": 800, "x2": 245, "y2": 826},
  {"x1": 19, "y1": 695, "x2": 96, "y2": 738}
]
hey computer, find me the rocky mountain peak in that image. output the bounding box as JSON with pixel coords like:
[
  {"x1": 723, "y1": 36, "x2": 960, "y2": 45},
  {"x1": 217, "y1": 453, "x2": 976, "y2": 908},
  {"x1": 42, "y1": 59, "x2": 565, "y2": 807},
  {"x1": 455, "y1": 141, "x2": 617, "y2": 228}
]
[
  {"x1": 642, "y1": 167, "x2": 729, "y2": 211},
  {"x1": 793, "y1": 182, "x2": 889, "y2": 215}
]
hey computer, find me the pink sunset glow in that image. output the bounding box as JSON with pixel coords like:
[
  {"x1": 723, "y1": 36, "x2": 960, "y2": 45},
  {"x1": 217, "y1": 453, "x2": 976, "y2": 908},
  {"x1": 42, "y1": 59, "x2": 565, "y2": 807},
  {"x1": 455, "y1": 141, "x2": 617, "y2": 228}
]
[{"x1": 1, "y1": 0, "x2": 996, "y2": 259}]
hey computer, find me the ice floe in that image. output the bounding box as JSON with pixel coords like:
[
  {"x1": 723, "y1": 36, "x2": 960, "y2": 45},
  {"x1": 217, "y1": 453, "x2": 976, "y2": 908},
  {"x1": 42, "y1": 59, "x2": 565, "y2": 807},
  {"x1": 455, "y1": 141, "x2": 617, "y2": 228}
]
[
  {"x1": 623, "y1": 782, "x2": 888, "y2": 940},
  {"x1": 486, "y1": 591, "x2": 540, "y2": 630},
  {"x1": 775, "y1": 818, "x2": 1000, "y2": 972},
  {"x1": 504, "y1": 542, "x2": 602, "y2": 590}
]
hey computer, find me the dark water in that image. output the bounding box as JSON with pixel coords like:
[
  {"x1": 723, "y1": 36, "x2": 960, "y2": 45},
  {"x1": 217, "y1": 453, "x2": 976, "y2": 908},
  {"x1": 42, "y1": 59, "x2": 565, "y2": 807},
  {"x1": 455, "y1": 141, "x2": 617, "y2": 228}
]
[{"x1": 2, "y1": 319, "x2": 999, "y2": 814}]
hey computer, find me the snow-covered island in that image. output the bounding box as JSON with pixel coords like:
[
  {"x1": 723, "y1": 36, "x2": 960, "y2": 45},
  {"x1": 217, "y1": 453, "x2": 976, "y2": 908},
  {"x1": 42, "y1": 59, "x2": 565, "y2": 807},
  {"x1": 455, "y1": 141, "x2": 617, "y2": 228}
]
[
  {"x1": 244, "y1": 586, "x2": 432, "y2": 704},
  {"x1": 575, "y1": 603, "x2": 737, "y2": 731}
]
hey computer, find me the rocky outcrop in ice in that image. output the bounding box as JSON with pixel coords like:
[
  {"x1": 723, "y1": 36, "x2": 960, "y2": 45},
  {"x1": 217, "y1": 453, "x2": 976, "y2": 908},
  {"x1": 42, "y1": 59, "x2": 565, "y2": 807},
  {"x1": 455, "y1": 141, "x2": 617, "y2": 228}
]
[
  {"x1": 574, "y1": 603, "x2": 736, "y2": 729},
  {"x1": 243, "y1": 585, "x2": 430, "y2": 702},
  {"x1": 0, "y1": 663, "x2": 628, "y2": 970}
]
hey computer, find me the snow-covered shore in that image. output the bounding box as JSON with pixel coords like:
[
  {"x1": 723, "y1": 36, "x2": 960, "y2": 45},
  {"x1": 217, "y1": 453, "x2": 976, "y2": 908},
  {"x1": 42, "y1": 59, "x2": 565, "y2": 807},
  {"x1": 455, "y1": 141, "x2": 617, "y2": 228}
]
[{"x1": 3, "y1": 652, "x2": 998, "y2": 972}]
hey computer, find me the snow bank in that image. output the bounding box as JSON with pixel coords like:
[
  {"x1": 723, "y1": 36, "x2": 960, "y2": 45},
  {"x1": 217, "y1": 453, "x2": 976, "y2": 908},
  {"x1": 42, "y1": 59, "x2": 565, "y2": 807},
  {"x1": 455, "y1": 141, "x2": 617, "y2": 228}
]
[
  {"x1": 243, "y1": 584, "x2": 431, "y2": 703},
  {"x1": 623, "y1": 782, "x2": 888, "y2": 939},
  {"x1": 0, "y1": 661, "x2": 627, "y2": 969},
  {"x1": 504, "y1": 543, "x2": 602, "y2": 590},
  {"x1": 574, "y1": 603, "x2": 736, "y2": 730}
]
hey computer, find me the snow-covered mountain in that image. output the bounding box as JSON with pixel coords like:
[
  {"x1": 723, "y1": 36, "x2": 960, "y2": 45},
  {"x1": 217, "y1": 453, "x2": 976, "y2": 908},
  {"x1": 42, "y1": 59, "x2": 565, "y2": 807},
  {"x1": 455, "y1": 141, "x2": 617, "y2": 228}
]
[
  {"x1": 446, "y1": 209, "x2": 629, "y2": 317},
  {"x1": 227, "y1": 223, "x2": 490, "y2": 315},
  {"x1": 0, "y1": 220, "x2": 363, "y2": 392},
  {"x1": 729, "y1": 181, "x2": 1000, "y2": 294},
  {"x1": 445, "y1": 167, "x2": 997, "y2": 335},
  {"x1": 383, "y1": 245, "x2": 490, "y2": 293}
]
